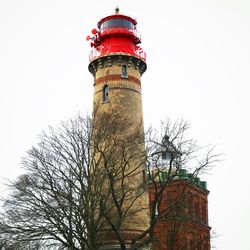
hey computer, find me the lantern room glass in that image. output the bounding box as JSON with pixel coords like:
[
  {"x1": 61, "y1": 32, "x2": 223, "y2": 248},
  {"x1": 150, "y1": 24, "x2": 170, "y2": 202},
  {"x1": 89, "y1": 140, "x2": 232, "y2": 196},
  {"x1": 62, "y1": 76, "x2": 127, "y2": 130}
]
[{"x1": 100, "y1": 18, "x2": 135, "y2": 31}]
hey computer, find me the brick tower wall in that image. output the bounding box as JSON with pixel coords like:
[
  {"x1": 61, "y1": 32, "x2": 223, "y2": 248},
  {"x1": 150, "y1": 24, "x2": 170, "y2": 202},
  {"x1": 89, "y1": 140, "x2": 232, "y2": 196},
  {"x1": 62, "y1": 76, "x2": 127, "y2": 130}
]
[{"x1": 89, "y1": 54, "x2": 149, "y2": 248}]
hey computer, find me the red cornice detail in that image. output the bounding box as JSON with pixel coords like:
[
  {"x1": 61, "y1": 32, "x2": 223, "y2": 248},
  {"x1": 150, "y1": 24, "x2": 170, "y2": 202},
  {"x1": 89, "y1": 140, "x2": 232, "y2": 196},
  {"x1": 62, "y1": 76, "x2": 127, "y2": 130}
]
[{"x1": 95, "y1": 74, "x2": 141, "y2": 86}]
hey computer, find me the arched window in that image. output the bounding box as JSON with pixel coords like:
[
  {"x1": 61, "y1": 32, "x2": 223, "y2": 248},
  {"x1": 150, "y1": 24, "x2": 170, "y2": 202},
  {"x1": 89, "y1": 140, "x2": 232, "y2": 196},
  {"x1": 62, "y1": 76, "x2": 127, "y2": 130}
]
[
  {"x1": 103, "y1": 85, "x2": 109, "y2": 102},
  {"x1": 121, "y1": 65, "x2": 127, "y2": 78}
]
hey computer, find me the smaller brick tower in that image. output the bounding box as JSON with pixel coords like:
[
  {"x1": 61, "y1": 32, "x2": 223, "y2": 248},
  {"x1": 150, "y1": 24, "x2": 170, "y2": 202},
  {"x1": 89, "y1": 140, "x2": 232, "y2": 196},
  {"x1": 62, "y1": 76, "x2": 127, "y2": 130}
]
[{"x1": 148, "y1": 167, "x2": 211, "y2": 250}]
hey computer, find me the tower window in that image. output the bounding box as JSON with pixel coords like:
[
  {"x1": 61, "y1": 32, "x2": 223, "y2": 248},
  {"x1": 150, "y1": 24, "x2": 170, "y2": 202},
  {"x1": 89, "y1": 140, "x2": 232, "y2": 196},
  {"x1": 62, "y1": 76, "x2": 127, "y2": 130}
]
[
  {"x1": 121, "y1": 65, "x2": 128, "y2": 78},
  {"x1": 100, "y1": 19, "x2": 135, "y2": 32},
  {"x1": 155, "y1": 201, "x2": 159, "y2": 217},
  {"x1": 162, "y1": 151, "x2": 171, "y2": 167},
  {"x1": 103, "y1": 85, "x2": 109, "y2": 102}
]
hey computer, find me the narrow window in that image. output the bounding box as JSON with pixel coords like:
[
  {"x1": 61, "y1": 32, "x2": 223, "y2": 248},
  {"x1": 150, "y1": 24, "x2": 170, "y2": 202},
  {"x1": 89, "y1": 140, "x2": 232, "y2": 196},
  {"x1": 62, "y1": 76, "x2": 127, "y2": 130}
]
[
  {"x1": 201, "y1": 199, "x2": 207, "y2": 223},
  {"x1": 187, "y1": 192, "x2": 193, "y2": 218},
  {"x1": 155, "y1": 200, "x2": 159, "y2": 217},
  {"x1": 162, "y1": 151, "x2": 171, "y2": 167},
  {"x1": 194, "y1": 200, "x2": 200, "y2": 220},
  {"x1": 103, "y1": 85, "x2": 109, "y2": 102},
  {"x1": 121, "y1": 65, "x2": 127, "y2": 78}
]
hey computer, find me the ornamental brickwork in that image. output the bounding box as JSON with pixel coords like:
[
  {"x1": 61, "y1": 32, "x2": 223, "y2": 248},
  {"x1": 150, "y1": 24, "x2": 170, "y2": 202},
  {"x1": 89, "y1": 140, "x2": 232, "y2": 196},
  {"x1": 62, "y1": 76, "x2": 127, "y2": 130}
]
[{"x1": 148, "y1": 179, "x2": 211, "y2": 250}]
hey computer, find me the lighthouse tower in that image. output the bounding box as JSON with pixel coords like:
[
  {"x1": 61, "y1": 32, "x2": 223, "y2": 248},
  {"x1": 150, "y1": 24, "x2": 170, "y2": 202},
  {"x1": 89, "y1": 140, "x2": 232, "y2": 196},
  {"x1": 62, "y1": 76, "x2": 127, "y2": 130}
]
[{"x1": 87, "y1": 8, "x2": 148, "y2": 249}]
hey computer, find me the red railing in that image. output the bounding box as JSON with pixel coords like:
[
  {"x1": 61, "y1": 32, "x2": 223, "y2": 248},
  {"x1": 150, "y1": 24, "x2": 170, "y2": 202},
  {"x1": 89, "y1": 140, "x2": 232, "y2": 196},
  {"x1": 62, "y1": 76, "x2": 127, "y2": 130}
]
[{"x1": 89, "y1": 45, "x2": 146, "y2": 62}]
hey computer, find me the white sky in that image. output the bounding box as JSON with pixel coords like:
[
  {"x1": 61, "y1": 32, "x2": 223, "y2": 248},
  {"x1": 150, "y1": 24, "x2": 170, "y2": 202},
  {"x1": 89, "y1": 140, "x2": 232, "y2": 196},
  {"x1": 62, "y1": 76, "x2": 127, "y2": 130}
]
[{"x1": 0, "y1": 0, "x2": 250, "y2": 249}]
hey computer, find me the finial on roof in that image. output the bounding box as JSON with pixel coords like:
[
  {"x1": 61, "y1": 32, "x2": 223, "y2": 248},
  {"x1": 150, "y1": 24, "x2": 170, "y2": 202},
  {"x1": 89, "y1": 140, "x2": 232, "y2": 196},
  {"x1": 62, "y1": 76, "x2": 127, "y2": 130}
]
[{"x1": 115, "y1": 6, "x2": 120, "y2": 14}]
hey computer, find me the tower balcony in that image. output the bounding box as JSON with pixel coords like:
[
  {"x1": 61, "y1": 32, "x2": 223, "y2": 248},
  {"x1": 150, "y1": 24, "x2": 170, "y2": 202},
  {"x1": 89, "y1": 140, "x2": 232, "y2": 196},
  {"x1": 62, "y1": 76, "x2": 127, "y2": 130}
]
[{"x1": 89, "y1": 45, "x2": 146, "y2": 62}]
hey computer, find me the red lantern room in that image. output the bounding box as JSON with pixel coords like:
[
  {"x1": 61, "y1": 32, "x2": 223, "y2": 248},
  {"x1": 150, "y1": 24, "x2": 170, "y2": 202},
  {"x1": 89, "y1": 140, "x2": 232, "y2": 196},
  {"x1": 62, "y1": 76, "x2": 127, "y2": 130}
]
[{"x1": 88, "y1": 7, "x2": 146, "y2": 63}]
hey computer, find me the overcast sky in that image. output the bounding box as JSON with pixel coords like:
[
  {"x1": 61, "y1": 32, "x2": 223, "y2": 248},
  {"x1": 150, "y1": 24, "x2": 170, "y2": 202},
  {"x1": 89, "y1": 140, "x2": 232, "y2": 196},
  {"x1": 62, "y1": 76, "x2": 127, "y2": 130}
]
[{"x1": 1, "y1": 0, "x2": 250, "y2": 249}]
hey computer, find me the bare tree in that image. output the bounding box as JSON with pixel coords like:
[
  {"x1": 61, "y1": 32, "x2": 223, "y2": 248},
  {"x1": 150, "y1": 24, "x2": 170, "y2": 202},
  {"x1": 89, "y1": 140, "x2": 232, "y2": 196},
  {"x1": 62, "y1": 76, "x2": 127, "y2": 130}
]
[
  {"x1": 142, "y1": 119, "x2": 219, "y2": 250},
  {"x1": 0, "y1": 116, "x2": 218, "y2": 250},
  {"x1": 0, "y1": 113, "x2": 148, "y2": 250},
  {"x1": 0, "y1": 115, "x2": 106, "y2": 250}
]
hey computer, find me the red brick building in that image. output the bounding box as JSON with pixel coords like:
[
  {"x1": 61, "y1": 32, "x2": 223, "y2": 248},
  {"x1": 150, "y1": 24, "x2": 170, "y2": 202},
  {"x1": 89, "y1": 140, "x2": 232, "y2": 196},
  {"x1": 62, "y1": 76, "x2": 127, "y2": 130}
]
[{"x1": 148, "y1": 173, "x2": 211, "y2": 250}]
